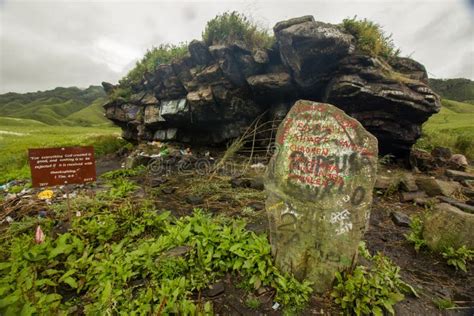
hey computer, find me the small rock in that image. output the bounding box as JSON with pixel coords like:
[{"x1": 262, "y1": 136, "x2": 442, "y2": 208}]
[
  {"x1": 186, "y1": 195, "x2": 203, "y2": 205},
  {"x1": 390, "y1": 211, "x2": 411, "y2": 227},
  {"x1": 449, "y1": 154, "x2": 468, "y2": 171},
  {"x1": 437, "y1": 196, "x2": 474, "y2": 214},
  {"x1": 413, "y1": 197, "x2": 438, "y2": 206},
  {"x1": 375, "y1": 175, "x2": 397, "y2": 190},
  {"x1": 249, "y1": 178, "x2": 264, "y2": 190},
  {"x1": 400, "y1": 191, "x2": 427, "y2": 202},
  {"x1": 247, "y1": 202, "x2": 265, "y2": 211},
  {"x1": 202, "y1": 281, "x2": 225, "y2": 297},
  {"x1": 399, "y1": 173, "x2": 418, "y2": 192},
  {"x1": 150, "y1": 177, "x2": 167, "y2": 187},
  {"x1": 415, "y1": 177, "x2": 461, "y2": 197},
  {"x1": 431, "y1": 146, "x2": 452, "y2": 161},
  {"x1": 38, "y1": 210, "x2": 47, "y2": 218},
  {"x1": 410, "y1": 148, "x2": 436, "y2": 171},
  {"x1": 230, "y1": 177, "x2": 251, "y2": 189},
  {"x1": 162, "y1": 245, "x2": 192, "y2": 258},
  {"x1": 161, "y1": 187, "x2": 176, "y2": 194},
  {"x1": 445, "y1": 169, "x2": 474, "y2": 182}
]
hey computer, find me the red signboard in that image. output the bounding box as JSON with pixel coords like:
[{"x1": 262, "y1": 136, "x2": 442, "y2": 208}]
[{"x1": 28, "y1": 146, "x2": 96, "y2": 187}]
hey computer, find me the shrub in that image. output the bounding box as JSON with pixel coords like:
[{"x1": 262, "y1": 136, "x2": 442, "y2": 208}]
[
  {"x1": 332, "y1": 243, "x2": 417, "y2": 315},
  {"x1": 202, "y1": 11, "x2": 274, "y2": 50},
  {"x1": 0, "y1": 207, "x2": 313, "y2": 314},
  {"x1": 405, "y1": 215, "x2": 427, "y2": 252},
  {"x1": 442, "y1": 245, "x2": 474, "y2": 272},
  {"x1": 341, "y1": 16, "x2": 400, "y2": 59},
  {"x1": 117, "y1": 43, "x2": 188, "y2": 95}
]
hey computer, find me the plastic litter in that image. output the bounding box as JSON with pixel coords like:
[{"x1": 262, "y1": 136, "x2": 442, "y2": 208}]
[
  {"x1": 0, "y1": 180, "x2": 16, "y2": 191},
  {"x1": 35, "y1": 225, "x2": 45, "y2": 244},
  {"x1": 37, "y1": 189, "x2": 54, "y2": 200},
  {"x1": 76, "y1": 211, "x2": 82, "y2": 217},
  {"x1": 251, "y1": 163, "x2": 266, "y2": 169},
  {"x1": 1, "y1": 216, "x2": 14, "y2": 224},
  {"x1": 272, "y1": 302, "x2": 280, "y2": 310}
]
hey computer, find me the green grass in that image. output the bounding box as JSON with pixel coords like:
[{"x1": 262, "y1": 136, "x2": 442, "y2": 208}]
[
  {"x1": 341, "y1": 16, "x2": 400, "y2": 59},
  {"x1": 0, "y1": 117, "x2": 47, "y2": 127},
  {"x1": 0, "y1": 122, "x2": 124, "y2": 184},
  {"x1": 202, "y1": 11, "x2": 273, "y2": 49},
  {"x1": 417, "y1": 99, "x2": 474, "y2": 159},
  {"x1": 117, "y1": 43, "x2": 189, "y2": 96}
]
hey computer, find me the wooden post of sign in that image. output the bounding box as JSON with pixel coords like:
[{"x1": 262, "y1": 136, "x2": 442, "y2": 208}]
[{"x1": 65, "y1": 184, "x2": 72, "y2": 222}]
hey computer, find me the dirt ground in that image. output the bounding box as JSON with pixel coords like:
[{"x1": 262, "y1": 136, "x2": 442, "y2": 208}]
[
  {"x1": 3, "y1": 150, "x2": 473, "y2": 315},
  {"x1": 114, "y1": 149, "x2": 473, "y2": 316}
]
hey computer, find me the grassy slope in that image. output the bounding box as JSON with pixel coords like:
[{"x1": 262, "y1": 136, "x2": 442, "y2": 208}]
[
  {"x1": 0, "y1": 117, "x2": 47, "y2": 127},
  {"x1": 0, "y1": 86, "x2": 110, "y2": 127},
  {"x1": 64, "y1": 97, "x2": 112, "y2": 127},
  {"x1": 417, "y1": 99, "x2": 474, "y2": 159},
  {"x1": 0, "y1": 120, "x2": 123, "y2": 183}
]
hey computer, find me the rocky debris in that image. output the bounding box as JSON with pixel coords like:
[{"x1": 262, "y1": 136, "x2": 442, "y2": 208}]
[
  {"x1": 449, "y1": 154, "x2": 468, "y2": 171},
  {"x1": 149, "y1": 177, "x2": 166, "y2": 187},
  {"x1": 461, "y1": 187, "x2": 474, "y2": 199},
  {"x1": 264, "y1": 101, "x2": 378, "y2": 292},
  {"x1": 437, "y1": 196, "x2": 474, "y2": 214},
  {"x1": 415, "y1": 177, "x2": 461, "y2": 197},
  {"x1": 202, "y1": 281, "x2": 225, "y2": 298},
  {"x1": 161, "y1": 187, "x2": 176, "y2": 194},
  {"x1": 161, "y1": 245, "x2": 192, "y2": 258},
  {"x1": 445, "y1": 169, "x2": 474, "y2": 182},
  {"x1": 413, "y1": 197, "x2": 437, "y2": 206},
  {"x1": 390, "y1": 211, "x2": 411, "y2": 227},
  {"x1": 247, "y1": 201, "x2": 265, "y2": 211},
  {"x1": 400, "y1": 191, "x2": 427, "y2": 202},
  {"x1": 186, "y1": 195, "x2": 204, "y2": 205},
  {"x1": 102, "y1": 15, "x2": 440, "y2": 159},
  {"x1": 410, "y1": 148, "x2": 470, "y2": 172},
  {"x1": 375, "y1": 175, "x2": 398, "y2": 190},
  {"x1": 399, "y1": 173, "x2": 418, "y2": 192},
  {"x1": 431, "y1": 146, "x2": 452, "y2": 166},
  {"x1": 230, "y1": 177, "x2": 264, "y2": 190},
  {"x1": 410, "y1": 148, "x2": 435, "y2": 171},
  {"x1": 423, "y1": 203, "x2": 474, "y2": 251}
]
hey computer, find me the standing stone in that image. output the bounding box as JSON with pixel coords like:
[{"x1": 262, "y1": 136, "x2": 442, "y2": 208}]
[{"x1": 264, "y1": 100, "x2": 378, "y2": 292}]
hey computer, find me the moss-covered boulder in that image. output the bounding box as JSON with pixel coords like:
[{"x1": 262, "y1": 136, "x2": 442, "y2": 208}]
[
  {"x1": 423, "y1": 203, "x2": 474, "y2": 252},
  {"x1": 264, "y1": 100, "x2": 378, "y2": 292}
]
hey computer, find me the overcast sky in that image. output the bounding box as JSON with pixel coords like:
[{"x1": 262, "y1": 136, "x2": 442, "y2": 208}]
[{"x1": 0, "y1": 0, "x2": 473, "y2": 93}]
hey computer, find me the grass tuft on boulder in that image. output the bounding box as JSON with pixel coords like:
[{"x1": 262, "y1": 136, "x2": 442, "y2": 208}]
[
  {"x1": 202, "y1": 11, "x2": 274, "y2": 50},
  {"x1": 341, "y1": 16, "x2": 400, "y2": 59},
  {"x1": 117, "y1": 43, "x2": 189, "y2": 96}
]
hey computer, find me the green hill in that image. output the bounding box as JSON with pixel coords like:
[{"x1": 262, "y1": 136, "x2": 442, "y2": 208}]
[
  {"x1": 0, "y1": 86, "x2": 112, "y2": 126},
  {"x1": 429, "y1": 78, "x2": 474, "y2": 104},
  {"x1": 417, "y1": 98, "x2": 474, "y2": 159},
  {"x1": 64, "y1": 97, "x2": 111, "y2": 126}
]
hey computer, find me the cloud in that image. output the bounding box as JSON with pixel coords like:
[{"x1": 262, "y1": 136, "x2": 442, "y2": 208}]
[{"x1": 1, "y1": 0, "x2": 473, "y2": 93}]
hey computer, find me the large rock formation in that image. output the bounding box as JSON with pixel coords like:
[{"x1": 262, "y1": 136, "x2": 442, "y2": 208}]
[{"x1": 103, "y1": 15, "x2": 440, "y2": 158}]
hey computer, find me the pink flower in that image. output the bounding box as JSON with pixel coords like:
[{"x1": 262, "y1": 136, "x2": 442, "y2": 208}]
[{"x1": 35, "y1": 225, "x2": 45, "y2": 244}]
